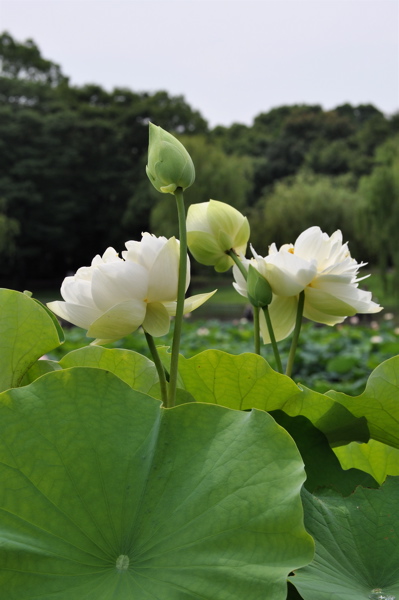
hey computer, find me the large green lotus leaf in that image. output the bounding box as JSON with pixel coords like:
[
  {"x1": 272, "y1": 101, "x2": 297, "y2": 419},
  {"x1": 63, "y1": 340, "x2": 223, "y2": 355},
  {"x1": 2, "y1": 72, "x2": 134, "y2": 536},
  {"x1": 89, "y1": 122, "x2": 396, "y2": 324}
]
[
  {"x1": 175, "y1": 350, "x2": 369, "y2": 446},
  {"x1": 270, "y1": 411, "x2": 378, "y2": 494},
  {"x1": 334, "y1": 440, "x2": 399, "y2": 485},
  {"x1": 327, "y1": 356, "x2": 399, "y2": 448},
  {"x1": 0, "y1": 367, "x2": 314, "y2": 600},
  {"x1": 59, "y1": 346, "x2": 161, "y2": 398},
  {"x1": 0, "y1": 288, "x2": 64, "y2": 392},
  {"x1": 290, "y1": 478, "x2": 399, "y2": 600}
]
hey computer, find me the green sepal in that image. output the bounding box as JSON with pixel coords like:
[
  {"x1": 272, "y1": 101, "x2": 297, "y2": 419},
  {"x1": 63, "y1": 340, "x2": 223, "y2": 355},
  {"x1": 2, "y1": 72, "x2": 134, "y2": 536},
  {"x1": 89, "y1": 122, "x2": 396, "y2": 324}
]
[{"x1": 247, "y1": 263, "x2": 273, "y2": 307}]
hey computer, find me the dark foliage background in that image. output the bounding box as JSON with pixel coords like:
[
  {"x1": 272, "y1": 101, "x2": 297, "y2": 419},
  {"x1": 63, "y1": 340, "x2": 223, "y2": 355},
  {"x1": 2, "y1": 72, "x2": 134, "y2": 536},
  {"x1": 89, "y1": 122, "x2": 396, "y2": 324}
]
[{"x1": 1, "y1": 32, "x2": 398, "y2": 293}]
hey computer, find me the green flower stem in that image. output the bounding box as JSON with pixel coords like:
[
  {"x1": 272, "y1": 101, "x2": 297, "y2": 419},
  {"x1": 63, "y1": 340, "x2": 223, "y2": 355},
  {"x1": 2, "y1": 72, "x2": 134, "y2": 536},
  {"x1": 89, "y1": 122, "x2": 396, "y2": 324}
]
[
  {"x1": 144, "y1": 331, "x2": 169, "y2": 407},
  {"x1": 227, "y1": 249, "x2": 261, "y2": 355},
  {"x1": 285, "y1": 290, "x2": 305, "y2": 378},
  {"x1": 168, "y1": 187, "x2": 187, "y2": 408},
  {"x1": 262, "y1": 306, "x2": 283, "y2": 373},
  {"x1": 252, "y1": 306, "x2": 261, "y2": 355},
  {"x1": 227, "y1": 249, "x2": 247, "y2": 279}
]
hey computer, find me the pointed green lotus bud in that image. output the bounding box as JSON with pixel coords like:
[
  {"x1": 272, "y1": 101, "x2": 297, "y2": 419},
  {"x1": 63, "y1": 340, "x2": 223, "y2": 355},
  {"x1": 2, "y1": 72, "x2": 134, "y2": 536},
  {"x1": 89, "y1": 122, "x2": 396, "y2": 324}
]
[
  {"x1": 186, "y1": 200, "x2": 250, "y2": 272},
  {"x1": 247, "y1": 264, "x2": 273, "y2": 308},
  {"x1": 146, "y1": 123, "x2": 195, "y2": 194}
]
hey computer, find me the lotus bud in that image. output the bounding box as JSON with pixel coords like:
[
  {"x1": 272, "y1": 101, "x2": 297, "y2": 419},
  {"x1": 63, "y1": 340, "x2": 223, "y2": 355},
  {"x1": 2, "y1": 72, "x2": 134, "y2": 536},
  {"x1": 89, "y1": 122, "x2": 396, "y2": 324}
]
[
  {"x1": 187, "y1": 200, "x2": 250, "y2": 272},
  {"x1": 247, "y1": 264, "x2": 273, "y2": 308},
  {"x1": 146, "y1": 123, "x2": 195, "y2": 194}
]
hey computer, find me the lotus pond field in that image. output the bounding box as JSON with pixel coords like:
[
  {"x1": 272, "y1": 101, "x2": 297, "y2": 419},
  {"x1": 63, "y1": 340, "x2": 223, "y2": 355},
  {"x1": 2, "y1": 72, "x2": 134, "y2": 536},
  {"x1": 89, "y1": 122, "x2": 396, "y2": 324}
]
[{"x1": 47, "y1": 312, "x2": 399, "y2": 397}]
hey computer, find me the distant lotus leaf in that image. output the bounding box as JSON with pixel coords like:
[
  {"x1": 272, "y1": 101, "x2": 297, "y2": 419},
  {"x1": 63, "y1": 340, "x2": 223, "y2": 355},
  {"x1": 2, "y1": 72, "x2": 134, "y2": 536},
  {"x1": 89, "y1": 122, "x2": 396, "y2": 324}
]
[
  {"x1": 334, "y1": 439, "x2": 399, "y2": 485},
  {"x1": 0, "y1": 288, "x2": 64, "y2": 392},
  {"x1": 174, "y1": 349, "x2": 369, "y2": 446},
  {"x1": 327, "y1": 356, "x2": 399, "y2": 448},
  {"x1": 290, "y1": 478, "x2": 399, "y2": 600},
  {"x1": 0, "y1": 367, "x2": 314, "y2": 599}
]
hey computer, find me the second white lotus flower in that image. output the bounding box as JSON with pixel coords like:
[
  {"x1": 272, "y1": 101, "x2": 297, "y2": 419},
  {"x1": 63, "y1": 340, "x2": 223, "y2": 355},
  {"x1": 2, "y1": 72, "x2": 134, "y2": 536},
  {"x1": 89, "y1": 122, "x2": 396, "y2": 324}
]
[
  {"x1": 48, "y1": 233, "x2": 215, "y2": 343},
  {"x1": 233, "y1": 226, "x2": 382, "y2": 343}
]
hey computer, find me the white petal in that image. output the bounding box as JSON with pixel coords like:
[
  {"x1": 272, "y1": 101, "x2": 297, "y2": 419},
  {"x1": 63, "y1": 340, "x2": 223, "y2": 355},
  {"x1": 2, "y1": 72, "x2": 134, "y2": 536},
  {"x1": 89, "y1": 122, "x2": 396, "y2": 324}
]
[
  {"x1": 102, "y1": 247, "x2": 122, "y2": 263},
  {"x1": 259, "y1": 295, "x2": 297, "y2": 343},
  {"x1": 294, "y1": 226, "x2": 331, "y2": 264},
  {"x1": 47, "y1": 301, "x2": 101, "y2": 330},
  {"x1": 182, "y1": 290, "x2": 217, "y2": 314},
  {"x1": 232, "y1": 281, "x2": 248, "y2": 299},
  {"x1": 319, "y1": 253, "x2": 361, "y2": 278},
  {"x1": 74, "y1": 266, "x2": 93, "y2": 281},
  {"x1": 92, "y1": 247, "x2": 121, "y2": 267},
  {"x1": 265, "y1": 251, "x2": 317, "y2": 296},
  {"x1": 142, "y1": 302, "x2": 171, "y2": 337},
  {"x1": 87, "y1": 299, "x2": 146, "y2": 339},
  {"x1": 266, "y1": 243, "x2": 279, "y2": 256},
  {"x1": 308, "y1": 281, "x2": 382, "y2": 314},
  {"x1": 316, "y1": 262, "x2": 358, "y2": 282},
  {"x1": 232, "y1": 261, "x2": 250, "y2": 297},
  {"x1": 139, "y1": 233, "x2": 169, "y2": 269},
  {"x1": 186, "y1": 202, "x2": 212, "y2": 234},
  {"x1": 250, "y1": 244, "x2": 263, "y2": 260},
  {"x1": 325, "y1": 231, "x2": 347, "y2": 267},
  {"x1": 302, "y1": 304, "x2": 346, "y2": 326},
  {"x1": 163, "y1": 290, "x2": 217, "y2": 316},
  {"x1": 121, "y1": 240, "x2": 142, "y2": 264},
  {"x1": 147, "y1": 237, "x2": 182, "y2": 302},
  {"x1": 123, "y1": 233, "x2": 168, "y2": 270},
  {"x1": 60, "y1": 277, "x2": 97, "y2": 308},
  {"x1": 91, "y1": 261, "x2": 148, "y2": 311},
  {"x1": 304, "y1": 287, "x2": 357, "y2": 319}
]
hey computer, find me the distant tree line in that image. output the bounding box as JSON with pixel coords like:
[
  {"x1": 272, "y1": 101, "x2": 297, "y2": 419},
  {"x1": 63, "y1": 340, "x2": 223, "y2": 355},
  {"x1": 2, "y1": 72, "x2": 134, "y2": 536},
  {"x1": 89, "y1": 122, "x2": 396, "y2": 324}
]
[{"x1": 1, "y1": 32, "x2": 398, "y2": 292}]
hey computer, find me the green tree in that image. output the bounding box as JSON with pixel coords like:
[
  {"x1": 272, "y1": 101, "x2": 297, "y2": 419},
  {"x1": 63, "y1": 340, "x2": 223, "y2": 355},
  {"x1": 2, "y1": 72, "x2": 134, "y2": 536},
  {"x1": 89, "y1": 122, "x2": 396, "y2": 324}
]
[
  {"x1": 357, "y1": 136, "x2": 399, "y2": 294},
  {"x1": 0, "y1": 31, "x2": 66, "y2": 85},
  {"x1": 306, "y1": 139, "x2": 354, "y2": 175},
  {"x1": 0, "y1": 197, "x2": 20, "y2": 269},
  {"x1": 0, "y1": 33, "x2": 209, "y2": 287},
  {"x1": 211, "y1": 103, "x2": 395, "y2": 198},
  {"x1": 250, "y1": 172, "x2": 361, "y2": 258}
]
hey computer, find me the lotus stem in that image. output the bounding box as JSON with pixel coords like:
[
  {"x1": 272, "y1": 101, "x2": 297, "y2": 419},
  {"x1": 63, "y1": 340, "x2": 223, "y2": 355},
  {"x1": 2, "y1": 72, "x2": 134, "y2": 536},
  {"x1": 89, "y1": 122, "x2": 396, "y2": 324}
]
[
  {"x1": 227, "y1": 249, "x2": 261, "y2": 356},
  {"x1": 261, "y1": 306, "x2": 283, "y2": 373},
  {"x1": 285, "y1": 290, "x2": 305, "y2": 378},
  {"x1": 227, "y1": 249, "x2": 247, "y2": 279},
  {"x1": 168, "y1": 187, "x2": 187, "y2": 408},
  {"x1": 252, "y1": 306, "x2": 261, "y2": 355},
  {"x1": 144, "y1": 331, "x2": 169, "y2": 407}
]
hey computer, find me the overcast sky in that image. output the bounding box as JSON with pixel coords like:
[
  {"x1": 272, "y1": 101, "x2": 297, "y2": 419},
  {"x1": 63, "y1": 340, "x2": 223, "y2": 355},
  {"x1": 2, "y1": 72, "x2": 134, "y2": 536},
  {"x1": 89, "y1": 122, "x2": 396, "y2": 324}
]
[{"x1": 1, "y1": 0, "x2": 398, "y2": 127}]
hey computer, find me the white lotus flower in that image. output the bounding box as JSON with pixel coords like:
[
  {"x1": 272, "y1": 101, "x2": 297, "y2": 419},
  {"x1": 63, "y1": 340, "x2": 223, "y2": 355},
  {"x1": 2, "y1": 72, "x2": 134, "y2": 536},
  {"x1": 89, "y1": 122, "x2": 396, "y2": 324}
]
[
  {"x1": 48, "y1": 233, "x2": 215, "y2": 343},
  {"x1": 233, "y1": 226, "x2": 382, "y2": 343}
]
